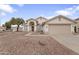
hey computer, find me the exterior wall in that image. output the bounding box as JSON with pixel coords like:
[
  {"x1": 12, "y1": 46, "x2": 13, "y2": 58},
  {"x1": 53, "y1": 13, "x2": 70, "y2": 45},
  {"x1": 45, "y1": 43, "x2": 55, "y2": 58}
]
[
  {"x1": 11, "y1": 25, "x2": 25, "y2": 32},
  {"x1": 71, "y1": 25, "x2": 75, "y2": 33},
  {"x1": 22, "y1": 23, "x2": 27, "y2": 31},
  {"x1": 11, "y1": 25, "x2": 17, "y2": 32},
  {"x1": 36, "y1": 17, "x2": 46, "y2": 24},
  {"x1": 37, "y1": 25, "x2": 43, "y2": 32},
  {"x1": 75, "y1": 20, "x2": 79, "y2": 33},
  {"x1": 75, "y1": 24, "x2": 79, "y2": 33},
  {"x1": 43, "y1": 24, "x2": 48, "y2": 33},
  {"x1": 76, "y1": 20, "x2": 79, "y2": 23},
  {"x1": 18, "y1": 25, "x2": 24, "y2": 31},
  {"x1": 47, "y1": 17, "x2": 73, "y2": 24},
  {"x1": 44, "y1": 16, "x2": 75, "y2": 34},
  {"x1": 71, "y1": 23, "x2": 78, "y2": 33},
  {"x1": 76, "y1": 20, "x2": 79, "y2": 33}
]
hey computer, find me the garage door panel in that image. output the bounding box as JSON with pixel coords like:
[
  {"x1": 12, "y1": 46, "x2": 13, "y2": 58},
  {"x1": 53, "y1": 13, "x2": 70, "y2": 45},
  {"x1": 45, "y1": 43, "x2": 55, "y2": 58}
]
[{"x1": 48, "y1": 24, "x2": 71, "y2": 34}]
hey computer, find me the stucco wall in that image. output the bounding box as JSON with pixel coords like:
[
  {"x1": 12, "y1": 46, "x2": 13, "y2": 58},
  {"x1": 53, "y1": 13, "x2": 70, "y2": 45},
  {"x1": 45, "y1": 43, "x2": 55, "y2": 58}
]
[
  {"x1": 36, "y1": 17, "x2": 46, "y2": 24},
  {"x1": 43, "y1": 24, "x2": 48, "y2": 33},
  {"x1": 47, "y1": 17, "x2": 73, "y2": 24},
  {"x1": 44, "y1": 16, "x2": 75, "y2": 34}
]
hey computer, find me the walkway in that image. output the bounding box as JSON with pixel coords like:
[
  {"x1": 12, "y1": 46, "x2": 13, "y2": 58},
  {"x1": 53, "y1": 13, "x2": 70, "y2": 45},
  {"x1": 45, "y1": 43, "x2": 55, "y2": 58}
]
[{"x1": 25, "y1": 32, "x2": 48, "y2": 36}]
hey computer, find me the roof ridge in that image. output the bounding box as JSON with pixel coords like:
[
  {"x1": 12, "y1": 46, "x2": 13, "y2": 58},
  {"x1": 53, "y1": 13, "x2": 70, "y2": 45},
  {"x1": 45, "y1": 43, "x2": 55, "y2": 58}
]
[
  {"x1": 75, "y1": 18, "x2": 79, "y2": 20},
  {"x1": 45, "y1": 15, "x2": 75, "y2": 23}
]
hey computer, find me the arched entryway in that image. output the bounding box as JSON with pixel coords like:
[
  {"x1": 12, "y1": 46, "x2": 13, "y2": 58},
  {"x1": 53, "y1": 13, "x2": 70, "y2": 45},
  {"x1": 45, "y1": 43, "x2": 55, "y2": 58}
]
[
  {"x1": 27, "y1": 19, "x2": 37, "y2": 32},
  {"x1": 29, "y1": 22, "x2": 35, "y2": 32}
]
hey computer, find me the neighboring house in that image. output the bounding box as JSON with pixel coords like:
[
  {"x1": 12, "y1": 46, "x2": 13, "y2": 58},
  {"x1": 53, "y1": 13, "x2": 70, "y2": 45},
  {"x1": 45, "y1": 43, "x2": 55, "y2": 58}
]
[
  {"x1": 11, "y1": 25, "x2": 17, "y2": 32},
  {"x1": 0, "y1": 26, "x2": 6, "y2": 31},
  {"x1": 11, "y1": 15, "x2": 79, "y2": 34},
  {"x1": 11, "y1": 25, "x2": 24, "y2": 32}
]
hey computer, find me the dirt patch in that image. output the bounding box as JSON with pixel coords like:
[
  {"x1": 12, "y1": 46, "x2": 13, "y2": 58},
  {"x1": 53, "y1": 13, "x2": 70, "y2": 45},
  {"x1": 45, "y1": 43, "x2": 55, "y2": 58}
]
[{"x1": 0, "y1": 32, "x2": 78, "y2": 55}]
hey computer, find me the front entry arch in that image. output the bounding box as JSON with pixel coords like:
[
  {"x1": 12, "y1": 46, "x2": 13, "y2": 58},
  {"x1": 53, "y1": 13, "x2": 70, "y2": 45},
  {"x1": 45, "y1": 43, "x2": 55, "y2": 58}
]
[
  {"x1": 29, "y1": 22, "x2": 35, "y2": 32},
  {"x1": 27, "y1": 20, "x2": 37, "y2": 32}
]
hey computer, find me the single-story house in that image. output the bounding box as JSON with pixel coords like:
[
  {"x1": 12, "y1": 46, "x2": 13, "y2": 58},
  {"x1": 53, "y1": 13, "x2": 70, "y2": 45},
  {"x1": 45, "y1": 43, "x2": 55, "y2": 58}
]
[{"x1": 11, "y1": 15, "x2": 79, "y2": 34}]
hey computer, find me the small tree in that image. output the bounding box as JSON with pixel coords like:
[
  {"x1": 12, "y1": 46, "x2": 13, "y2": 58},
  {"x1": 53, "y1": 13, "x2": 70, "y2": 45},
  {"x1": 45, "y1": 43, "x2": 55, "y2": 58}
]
[
  {"x1": 4, "y1": 17, "x2": 24, "y2": 31},
  {"x1": 15, "y1": 18, "x2": 24, "y2": 31},
  {"x1": 5, "y1": 21, "x2": 11, "y2": 30},
  {"x1": 10, "y1": 17, "x2": 24, "y2": 31},
  {"x1": 10, "y1": 17, "x2": 17, "y2": 25}
]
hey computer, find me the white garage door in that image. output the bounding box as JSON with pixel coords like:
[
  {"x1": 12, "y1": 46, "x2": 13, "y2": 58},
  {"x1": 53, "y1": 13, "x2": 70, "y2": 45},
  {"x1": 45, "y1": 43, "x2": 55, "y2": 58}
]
[{"x1": 48, "y1": 24, "x2": 71, "y2": 34}]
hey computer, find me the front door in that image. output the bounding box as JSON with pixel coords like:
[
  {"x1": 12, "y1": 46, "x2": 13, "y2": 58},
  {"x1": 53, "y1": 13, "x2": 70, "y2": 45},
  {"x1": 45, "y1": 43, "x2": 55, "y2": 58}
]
[{"x1": 31, "y1": 26, "x2": 34, "y2": 31}]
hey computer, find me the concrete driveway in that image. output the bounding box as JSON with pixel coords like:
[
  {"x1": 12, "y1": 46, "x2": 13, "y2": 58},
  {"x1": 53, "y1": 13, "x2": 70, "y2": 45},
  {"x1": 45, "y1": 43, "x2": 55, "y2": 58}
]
[{"x1": 50, "y1": 33, "x2": 79, "y2": 54}]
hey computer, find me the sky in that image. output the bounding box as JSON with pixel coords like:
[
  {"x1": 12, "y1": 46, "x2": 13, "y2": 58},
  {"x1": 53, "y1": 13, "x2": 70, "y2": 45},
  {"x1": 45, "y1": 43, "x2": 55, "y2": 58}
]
[{"x1": 0, "y1": 4, "x2": 79, "y2": 25}]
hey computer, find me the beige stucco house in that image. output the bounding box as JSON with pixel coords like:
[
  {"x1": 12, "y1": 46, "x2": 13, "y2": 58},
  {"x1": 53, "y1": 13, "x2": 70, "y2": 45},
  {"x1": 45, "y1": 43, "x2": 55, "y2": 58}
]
[
  {"x1": 43, "y1": 15, "x2": 76, "y2": 34},
  {"x1": 25, "y1": 17, "x2": 47, "y2": 32},
  {"x1": 23, "y1": 15, "x2": 77, "y2": 34},
  {"x1": 11, "y1": 15, "x2": 79, "y2": 34}
]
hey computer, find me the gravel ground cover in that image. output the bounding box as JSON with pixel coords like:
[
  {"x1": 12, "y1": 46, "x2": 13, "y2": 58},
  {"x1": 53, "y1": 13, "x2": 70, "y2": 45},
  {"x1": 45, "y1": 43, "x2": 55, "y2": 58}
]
[{"x1": 0, "y1": 32, "x2": 78, "y2": 55}]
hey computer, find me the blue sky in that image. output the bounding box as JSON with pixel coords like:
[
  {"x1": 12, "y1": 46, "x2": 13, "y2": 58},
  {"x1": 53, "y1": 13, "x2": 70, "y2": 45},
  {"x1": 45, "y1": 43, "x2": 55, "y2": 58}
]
[{"x1": 0, "y1": 4, "x2": 79, "y2": 25}]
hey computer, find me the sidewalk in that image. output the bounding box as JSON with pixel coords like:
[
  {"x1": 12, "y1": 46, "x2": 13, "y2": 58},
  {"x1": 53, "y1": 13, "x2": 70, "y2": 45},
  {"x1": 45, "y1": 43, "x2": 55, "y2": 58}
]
[{"x1": 25, "y1": 32, "x2": 48, "y2": 36}]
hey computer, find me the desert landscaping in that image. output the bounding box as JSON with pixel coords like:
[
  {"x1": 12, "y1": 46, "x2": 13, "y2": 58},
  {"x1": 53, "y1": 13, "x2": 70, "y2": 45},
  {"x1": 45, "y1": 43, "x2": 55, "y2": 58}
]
[{"x1": 0, "y1": 32, "x2": 78, "y2": 55}]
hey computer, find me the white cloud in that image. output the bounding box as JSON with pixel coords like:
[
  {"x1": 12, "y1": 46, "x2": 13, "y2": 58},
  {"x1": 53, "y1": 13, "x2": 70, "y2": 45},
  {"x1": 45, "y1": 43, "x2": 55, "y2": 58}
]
[
  {"x1": 0, "y1": 12, "x2": 6, "y2": 16},
  {"x1": 0, "y1": 4, "x2": 16, "y2": 13},
  {"x1": 65, "y1": 7, "x2": 73, "y2": 11},
  {"x1": 55, "y1": 10, "x2": 72, "y2": 16},
  {"x1": 55, "y1": 5, "x2": 79, "y2": 16},
  {"x1": 75, "y1": 6, "x2": 79, "y2": 10},
  {"x1": 46, "y1": 16, "x2": 55, "y2": 19}
]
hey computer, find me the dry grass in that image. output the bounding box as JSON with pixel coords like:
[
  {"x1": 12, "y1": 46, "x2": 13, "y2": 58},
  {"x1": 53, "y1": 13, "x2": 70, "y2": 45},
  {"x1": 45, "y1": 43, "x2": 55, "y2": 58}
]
[{"x1": 0, "y1": 32, "x2": 78, "y2": 55}]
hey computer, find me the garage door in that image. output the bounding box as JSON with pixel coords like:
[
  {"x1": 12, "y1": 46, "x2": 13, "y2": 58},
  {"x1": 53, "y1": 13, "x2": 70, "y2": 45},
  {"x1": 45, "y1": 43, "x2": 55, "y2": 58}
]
[{"x1": 48, "y1": 24, "x2": 71, "y2": 34}]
